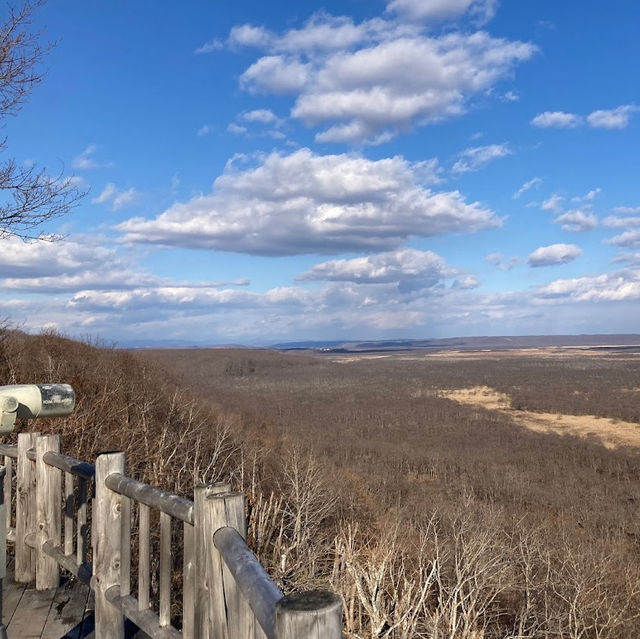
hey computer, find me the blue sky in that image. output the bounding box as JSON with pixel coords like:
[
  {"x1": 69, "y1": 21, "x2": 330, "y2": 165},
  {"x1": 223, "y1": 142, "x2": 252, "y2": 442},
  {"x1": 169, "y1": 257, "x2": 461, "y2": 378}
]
[{"x1": 2, "y1": 0, "x2": 640, "y2": 344}]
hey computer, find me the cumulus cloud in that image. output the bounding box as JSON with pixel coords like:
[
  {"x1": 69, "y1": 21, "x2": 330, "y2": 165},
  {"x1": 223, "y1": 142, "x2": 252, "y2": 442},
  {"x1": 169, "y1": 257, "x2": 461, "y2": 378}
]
[
  {"x1": 241, "y1": 109, "x2": 281, "y2": 124},
  {"x1": 531, "y1": 111, "x2": 582, "y2": 128},
  {"x1": 531, "y1": 106, "x2": 637, "y2": 130},
  {"x1": 606, "y1": 230, "x2": 640, "y2": 249},
  {"x1": 197, "y1": 124, "x2": 212, "y2": 136},
  {"x1": 452, "y1": 143, "x2": 512, "y2": 174},
  {"x1": 297, "y1": 248, "x2": 460, "y2": 292},
  {"x1": 0, "y1": 234, "x2": 253, "y2": 298},
  {"x1": 116, "y1": 149, "x2": 500, "y2": 256},
  {"x1": 229, "y1": 10, "x2": 535, "y2": 144},
  {"x1": 91, "y1": 183, "x2": 139, "y2": 211},
  {"x1": 603, "y1": 216, "x2": 640, "y2": 229},
  {"x1": 513, "y1": 177, "x2": 542, "y2": 199},
  {"x1": 452, "y1": 274, "x2": 480, "y2": 289},
  {"x1": 386, "y1": 0, "x2": 498, "y2": 23},
  {"x1": 528, "y1": 243, "x2": 582, "y2": 267},
  {"x1": 587, "y1": 105, "x2": 638, "y2": 129},
  {"x1": 241, "y1": 56, "x2": 311, "y2": 93},
  {"x1": 232, "y1": 15, "x2": 378, "y2": 54},
  {"x1": 0, "y1": 236, "x2": 156, "y2": 293},
  {"x1": 554, "y1": 210, "x2": 597, "y2": 232},
  {"x1": 535, "y1": 270, "x2": 640, "y2": 302}
]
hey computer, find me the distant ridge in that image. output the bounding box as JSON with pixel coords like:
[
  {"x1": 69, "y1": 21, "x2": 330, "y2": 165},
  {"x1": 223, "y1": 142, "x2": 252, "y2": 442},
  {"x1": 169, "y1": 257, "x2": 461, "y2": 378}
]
[{"x1": 272, "y1": 334, "x2": 640, "y2": 354}]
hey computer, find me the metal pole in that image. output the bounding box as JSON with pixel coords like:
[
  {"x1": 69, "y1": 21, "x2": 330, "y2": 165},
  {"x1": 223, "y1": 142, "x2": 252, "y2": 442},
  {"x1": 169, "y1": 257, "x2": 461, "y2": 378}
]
[{"x1": 0, "y1": 465, "x2": 8, "y2": 638}]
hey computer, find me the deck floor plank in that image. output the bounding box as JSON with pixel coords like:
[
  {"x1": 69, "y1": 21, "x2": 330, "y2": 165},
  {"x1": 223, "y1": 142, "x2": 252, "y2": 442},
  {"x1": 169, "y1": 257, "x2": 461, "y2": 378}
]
[
  {"x1": 2, "y1": 558, "x2": 27, "y2": 627},
  {"x1": 41, "y1": 577, "x2": 91, "y2": 639},
  {"x1": 3, "y1": 563, "x2": 90, "y2": 639},
  {"x1": 6, "y1": 582, "x2": 57, "y2": 638}
]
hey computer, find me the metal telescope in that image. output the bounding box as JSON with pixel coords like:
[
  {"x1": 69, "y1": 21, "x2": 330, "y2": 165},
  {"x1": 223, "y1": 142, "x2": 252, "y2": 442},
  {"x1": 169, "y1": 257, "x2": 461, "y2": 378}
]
[
  {"x1": 0, "y1": 384, "x2": 75, "y2": 434},
  {"x1": 0, "y1": 383, "x2": 75, "y2": 639}
]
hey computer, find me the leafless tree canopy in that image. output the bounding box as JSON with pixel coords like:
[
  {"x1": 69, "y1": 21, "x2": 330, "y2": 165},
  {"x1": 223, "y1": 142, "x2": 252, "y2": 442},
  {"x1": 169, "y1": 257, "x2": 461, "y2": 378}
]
[{"x1": 0, "y1": 1, "x2": 82, "y2": 240}]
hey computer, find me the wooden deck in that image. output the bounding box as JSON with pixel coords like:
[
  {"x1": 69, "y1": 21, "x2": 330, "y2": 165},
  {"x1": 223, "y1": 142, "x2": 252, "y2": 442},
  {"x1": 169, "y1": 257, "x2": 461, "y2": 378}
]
[{"x1": 3, "y1": 560, "x2": 94, "y2": 638}]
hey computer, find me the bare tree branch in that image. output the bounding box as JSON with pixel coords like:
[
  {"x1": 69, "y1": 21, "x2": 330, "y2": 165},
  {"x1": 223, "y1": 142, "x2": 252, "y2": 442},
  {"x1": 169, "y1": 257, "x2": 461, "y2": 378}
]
[{"x1": 0, "y1": 1, "x2": 83, "y2": 239}]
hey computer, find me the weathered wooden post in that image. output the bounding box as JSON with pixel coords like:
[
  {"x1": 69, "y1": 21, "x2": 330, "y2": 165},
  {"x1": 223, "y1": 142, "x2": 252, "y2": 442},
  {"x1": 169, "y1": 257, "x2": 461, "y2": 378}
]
[
  {"x1": 35, "y1": 433, "x2": 61, "y2": 590},
  {"x1": 15, "y1": 432, "x2": 38, "y2": 582},
  {"x1": 275, "y1": 590, "x2": 343, "y2": 639},
  {"x1": 207, "y1": 490, "x2": 248, "y2": 639},
  {"x1": 93, "y1": 452, "x2": 125, "y2": 639},
  {"x1": 193, "y1": 482, "x2": 230, "y2": 639}
]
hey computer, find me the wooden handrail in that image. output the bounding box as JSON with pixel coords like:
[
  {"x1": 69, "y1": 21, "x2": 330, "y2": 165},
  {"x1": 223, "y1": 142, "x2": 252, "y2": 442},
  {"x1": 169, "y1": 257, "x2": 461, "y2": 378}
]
[
  {"x1": 4, "y1": 435, "x2": 343, "y2": 639},
  {"x1": 105, "y1": 472, "x2": 194, "y2": 524},
  {"x1": 43, "y1": 450, "x2": 95, "y2": 479},
  {"x1": 214, "y1": 526, "x2": 282, "y2": 639}
]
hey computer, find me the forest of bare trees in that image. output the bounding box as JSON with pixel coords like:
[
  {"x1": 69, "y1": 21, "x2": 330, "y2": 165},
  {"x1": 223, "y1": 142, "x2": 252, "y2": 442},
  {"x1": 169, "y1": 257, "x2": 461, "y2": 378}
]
[{"x1": 3, "y1": 330, "x2": 640, "y2": 637}]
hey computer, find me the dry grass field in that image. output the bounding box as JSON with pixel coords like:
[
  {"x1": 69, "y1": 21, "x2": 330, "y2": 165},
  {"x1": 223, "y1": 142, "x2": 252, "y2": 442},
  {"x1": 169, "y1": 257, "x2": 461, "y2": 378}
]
[{"x1": 441, "y1": 385, "x2": 640, "y2": 450}]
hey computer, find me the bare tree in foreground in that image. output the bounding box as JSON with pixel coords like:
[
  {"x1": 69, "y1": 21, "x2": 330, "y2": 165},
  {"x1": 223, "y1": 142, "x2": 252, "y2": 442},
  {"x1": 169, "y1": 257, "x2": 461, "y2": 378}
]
[{"x1": 0, "y1": 1, "x2": 82, "y2": 240}]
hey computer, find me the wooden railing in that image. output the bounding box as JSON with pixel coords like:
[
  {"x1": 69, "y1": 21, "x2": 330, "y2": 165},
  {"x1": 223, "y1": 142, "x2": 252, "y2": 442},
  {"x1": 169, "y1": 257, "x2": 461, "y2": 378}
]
[{"x1": 0, "y1": 433, "x2": 342, "y2": 639}]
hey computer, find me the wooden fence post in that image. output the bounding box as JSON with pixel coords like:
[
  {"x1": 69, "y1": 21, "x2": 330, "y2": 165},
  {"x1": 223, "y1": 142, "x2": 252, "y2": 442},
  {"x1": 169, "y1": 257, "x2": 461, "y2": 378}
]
[
  {"x1": 35, "y1": 433, "x2": 61, "y2": 590},
  {"x1": 193, "y1": 482, "x2": 230, "y2": 639},
  {"x1": 275, "y1": 590, "x2": 342, "y2": 639},
  {"x1": 207, "y1": 490, "x2": 248, "y2": 639},
  {"x1": 93, "y1": 452, "x2": 125, "y2": 639},
  {"x1": 15, "y1": 432, "x2": 38, "y2": 582}
]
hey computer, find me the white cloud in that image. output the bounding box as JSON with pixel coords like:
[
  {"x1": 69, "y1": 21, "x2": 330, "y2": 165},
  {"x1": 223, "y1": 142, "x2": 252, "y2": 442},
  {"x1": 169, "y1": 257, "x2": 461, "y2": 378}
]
[
  {"x1": 194, "y1": 39, "x2": 224, "y2": 54},
  {"x1": 91, "y1": 183, "x2": 139, "y2": 211},
  {"x1": 554, "y1": 210, "x2": 597, "y2": 232},
  {"x1": 452, "y1": 274, "x2": 480, "y2": 289},
  {"x1": 606, "y1": 230, "x2": 640, "y2": 249},
  {"x1": 116, "y1": 149, "x2": 500, "y2": 256},
  {"x1": 536, "y1": 270, "x2": 640, "y2": 302},
  {"x1": 540, "y1": 193, "x2": 564, "y2": 213},
  {"x1": 227, "y1": 123, "x2": 248, "y2": 135},
  {"x1": 530, "y1": 111, "x2": 582, "y2": 128},
  {"x1": 603, "y1": 216, "x2": 640, "y2": 229},
  {"x1": 228, "y1": 24, "x2": 275, "y2": 49},
  {"x1": 571, "y1": 188, "x2": 601, "y2": 203},
  {"x1": 386, "y1": 0, "x2": 498, "y2": 24},
  {"x1": 232, "y1": 12, "x2": 535, "y2": 144},
  {"x1": 452, "y1": 143, "x2": 512, "y2": 174},
  {"x1": 528, "y1": 243, "x2": 582, "y2": 267},
  {"x1": 73, "y1": 145, "x2": 113, "y2": 170},
  {"x1": 531, "y1": 105, "x2": 637, "y2": 131},
  {"x1": 197, "y1": 124, "x2": 212, "y2": 136},
  {"x1": 241, "y1": 56, "x2": 311, "y2": 93},
  {"x1": 485, "y1": 252, "x2": 520, "y2": 270},
  {"x1": 297, "y1": 248, "x2": 459, "y2": 292},
  {"x1": 614, "y1": 206, "x2": 640, "y2": 215},
  {"x1": 587, "y1": 105, "x2": 638, "y2": 129},
  {"x1": 0, "y1": 236, "x2": 157, "y2": 293},
  {"x1": 241, "y1": 109, "x2": 280, "y2": 124},
  {"x1": 0, "y1": 234, "x2": 254, "y2": 300},
  {"x1": 91, "y1": 183, "x2": 117, "y2": 204},
  {"x1": 513, "y1": 177, "x2": 542, "y2": 199}
]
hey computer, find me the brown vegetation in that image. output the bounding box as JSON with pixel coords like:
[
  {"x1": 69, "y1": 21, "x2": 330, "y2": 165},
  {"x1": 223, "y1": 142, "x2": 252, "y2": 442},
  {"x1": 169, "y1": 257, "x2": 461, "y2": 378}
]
[{"x1": 4, "y1": 329, "x2": 640, "y2": 637}]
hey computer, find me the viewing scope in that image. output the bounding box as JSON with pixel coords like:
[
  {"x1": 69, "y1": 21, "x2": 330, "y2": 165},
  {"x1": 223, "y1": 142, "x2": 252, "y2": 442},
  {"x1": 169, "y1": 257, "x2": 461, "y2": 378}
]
[{"x1": 0, "y1": 384, "x2": 76, "y2": 434}]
